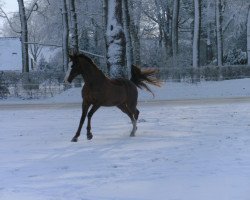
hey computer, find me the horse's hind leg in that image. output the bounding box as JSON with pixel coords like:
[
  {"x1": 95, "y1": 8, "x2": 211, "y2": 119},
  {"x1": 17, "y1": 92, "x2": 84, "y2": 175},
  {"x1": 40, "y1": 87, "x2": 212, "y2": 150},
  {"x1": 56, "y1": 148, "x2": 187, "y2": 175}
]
[
  {"x1": 135, "y1": 109, "x2": 140, "y2": 120},
  {"x1": 71, "y1": 103, "x2": 90, "y2": 142},
  {"x1": 117, "y1": 105, "x2": 137, "y2": 137},
  {"x1": 86, "y1": 105, "x2": 100, "y2": 140},
  {"x1": 130, "y1": 116, "x2": 137, "y2": 137},
  {"x1": 126, "y1": 105, "x2": 139, "y2": 137}
]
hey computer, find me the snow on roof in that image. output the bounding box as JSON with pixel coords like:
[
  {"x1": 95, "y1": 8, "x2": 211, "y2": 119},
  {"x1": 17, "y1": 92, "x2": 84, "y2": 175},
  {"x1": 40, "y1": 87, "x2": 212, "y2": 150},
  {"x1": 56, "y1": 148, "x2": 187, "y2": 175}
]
[{"x1": 0, "y1": 37, "x2": 22, "y2": 71}]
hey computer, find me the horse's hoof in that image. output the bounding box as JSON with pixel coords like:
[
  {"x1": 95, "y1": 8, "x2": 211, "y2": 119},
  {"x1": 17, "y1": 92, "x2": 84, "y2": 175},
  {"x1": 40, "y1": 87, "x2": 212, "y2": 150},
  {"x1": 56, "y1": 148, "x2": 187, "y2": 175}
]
[
  {"x1": 71, "y1": 137, "x2": 78, "y2": 142},
  {"x1": 87, "y1": 134, "x2": 93, "y2": 140},
  {"x1": 130, "y1": 133, "x2": 135, "y2": 137}
]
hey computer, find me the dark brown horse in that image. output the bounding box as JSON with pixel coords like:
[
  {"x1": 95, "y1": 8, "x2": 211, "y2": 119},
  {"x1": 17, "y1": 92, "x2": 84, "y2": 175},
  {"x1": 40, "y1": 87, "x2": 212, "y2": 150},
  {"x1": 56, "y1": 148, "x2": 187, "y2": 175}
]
[{"x1": 65, "y1": 53, "x2": 160, "y2": 142}]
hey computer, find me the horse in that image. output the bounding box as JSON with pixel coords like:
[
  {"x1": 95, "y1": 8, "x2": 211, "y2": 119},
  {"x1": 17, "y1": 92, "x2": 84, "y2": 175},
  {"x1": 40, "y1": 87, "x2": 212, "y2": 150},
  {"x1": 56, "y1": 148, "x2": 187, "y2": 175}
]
[{"x1": 64, "y1": 53, "x2": 161, "y2": 142}]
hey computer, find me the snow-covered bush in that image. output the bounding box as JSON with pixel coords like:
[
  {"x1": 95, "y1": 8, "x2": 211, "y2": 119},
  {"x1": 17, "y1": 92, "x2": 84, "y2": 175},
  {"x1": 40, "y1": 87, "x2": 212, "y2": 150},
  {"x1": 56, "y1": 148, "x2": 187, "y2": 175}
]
[
  {"x1": 0, "y1": 85, "x2": 9, "y2": 99},
  {"x1": 0, "y1": 74, "x2": 9, "y2": 99},
  {"x1": 0, "y1": 71, "x2": 67, "y2": 99},
  {"x1": 224, "y1": 49, "x2": 247, "y2": 65}
]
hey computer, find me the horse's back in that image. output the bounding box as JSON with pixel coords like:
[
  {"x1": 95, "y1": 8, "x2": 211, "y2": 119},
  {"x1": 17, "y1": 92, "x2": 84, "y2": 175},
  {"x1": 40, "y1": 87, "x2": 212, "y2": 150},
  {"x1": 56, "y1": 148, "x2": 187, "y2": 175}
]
[
  {"x1": 111, "y1": 78, "x2": 138, "y2": 106},
  {"x1": 111, "y1": 78, "x2": 138, "y2": 95}
]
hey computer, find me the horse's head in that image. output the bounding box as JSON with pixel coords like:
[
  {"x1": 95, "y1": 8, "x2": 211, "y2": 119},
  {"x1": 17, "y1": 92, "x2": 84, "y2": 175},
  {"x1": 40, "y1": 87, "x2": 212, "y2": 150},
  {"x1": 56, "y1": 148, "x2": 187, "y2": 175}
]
[
  {"x1": 64, "y1": 54, "x2": 81, "y2": 83},
  {"x1": 64, "y1": 53, "x2": 99, "y2": 84}
]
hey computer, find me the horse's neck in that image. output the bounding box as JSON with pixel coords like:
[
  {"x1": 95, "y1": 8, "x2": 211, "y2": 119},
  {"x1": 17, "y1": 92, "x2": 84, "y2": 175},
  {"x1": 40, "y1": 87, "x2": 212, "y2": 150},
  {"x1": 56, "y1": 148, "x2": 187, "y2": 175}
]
[{"x1": 81, "y1": 65, "x2": 106, "y2": 85}]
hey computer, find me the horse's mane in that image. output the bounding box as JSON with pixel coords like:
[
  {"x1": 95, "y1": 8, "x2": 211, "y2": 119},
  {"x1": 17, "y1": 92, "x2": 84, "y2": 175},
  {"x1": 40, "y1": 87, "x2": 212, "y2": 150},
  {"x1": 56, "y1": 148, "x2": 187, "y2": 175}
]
[{"x1": 77, "y1": 53, "x2": 100, "y2": 71}]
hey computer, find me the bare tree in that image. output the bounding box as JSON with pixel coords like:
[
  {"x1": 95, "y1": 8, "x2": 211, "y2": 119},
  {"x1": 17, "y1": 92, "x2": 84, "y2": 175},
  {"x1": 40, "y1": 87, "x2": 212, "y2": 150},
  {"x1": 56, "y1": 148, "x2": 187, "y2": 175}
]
[
  {"x1": 62, "y1": 0, "x2": 69, "y2": 72},
  {"x1": 122, "y1": 0, "x2": 133, "y2": 78},
  {"x1": 172, "y1": 0, "x2": 180, "y2": 66},
  {"x1": 106, "y1": 0, "x2": 126, "y2": 78},
  {"x1": 216, "y1": 0, "x2": 223, "y2": 66},
  {"x1": 192, "y1": 0, "x2": 201, "y2": 69},
  {"x1": 29, "y1": 22, "x2": 43, "y2": 70},
  {"x1": 0, "y1": 0, "x2": 39, "y2": 72},
  {"x1": 129, "y1": 0, "x2": 141, "y2": 66},
  {"x1": 205, "y1": 1, "x2": 213, "y2": 64},
  {"x1": 103, "y1": 0, "x2": 108, "y2": 69},
  {"x1": 247, "y1": 5, "x2": 250, "y2": 65},
  {"x1": 18, "y1": 0, "x2": 29, "y2": 72}
]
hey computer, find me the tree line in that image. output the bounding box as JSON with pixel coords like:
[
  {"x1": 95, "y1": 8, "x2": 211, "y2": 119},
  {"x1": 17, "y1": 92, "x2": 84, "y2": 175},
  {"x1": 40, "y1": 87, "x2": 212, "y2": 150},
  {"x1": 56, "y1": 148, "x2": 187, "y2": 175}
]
[{"x1": 0, "y1": 0, "x2": 249, "y2": 80}]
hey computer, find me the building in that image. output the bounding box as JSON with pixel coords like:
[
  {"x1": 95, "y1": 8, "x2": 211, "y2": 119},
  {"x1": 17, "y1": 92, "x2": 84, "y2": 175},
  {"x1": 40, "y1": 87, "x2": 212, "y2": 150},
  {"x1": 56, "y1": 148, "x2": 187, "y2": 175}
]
[{"x1": 0, "y1": 37, "x2": 22, "y2": 71}]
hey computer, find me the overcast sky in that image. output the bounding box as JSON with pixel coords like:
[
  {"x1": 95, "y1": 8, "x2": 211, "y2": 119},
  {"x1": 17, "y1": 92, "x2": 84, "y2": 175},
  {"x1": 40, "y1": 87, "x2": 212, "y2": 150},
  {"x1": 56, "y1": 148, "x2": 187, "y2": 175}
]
[
  {"x1": 1, "y1": 0, "x2": 18, "y2": 13},
  {"x1": 0, "y1": 0, "x2": 18, "y2": 34}
]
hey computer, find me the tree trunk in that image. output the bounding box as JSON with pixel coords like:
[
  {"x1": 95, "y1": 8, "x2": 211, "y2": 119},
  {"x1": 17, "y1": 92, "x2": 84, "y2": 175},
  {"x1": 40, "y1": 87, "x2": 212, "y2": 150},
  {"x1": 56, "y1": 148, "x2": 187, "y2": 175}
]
[
  {"x1": 17, "y1": 0, "x2": 29, "y2": 73},
  {"x1": 103, "y1": 0, "x2": 108, "y2": 71},
  {"x1": 216, "y1": 0, "x2": 223, "y2": 67},
  {"x1": 122, "y1": 0, "x2": 133, "y2": 78},
  {"x1": 192, "y1": 0, "x2": 200, "y2": 69},
  {"x1": 172, "y1": 0, "x2": 180, "y2": 67},
  {"x1": 129, "y1": 0, "x2": 141, "y2": 66},
  {"x1": 62, "y1": 0, "x2": 69, "y2": 72},
  {"x1": 247, "y1": 5, "x2": 250, "y2": 65},
  {"x1": 106, "y1": 0, "x2": 126, "y2": 78},
  {"x1": 69, "y1": 0, "x2": 79, "y2": 53},
  {"x1": 155, "y1": 0, "x2": 163, "y2": 47},
  {"x1": 206, "y1": 22, "x2": 213, "y2": 63}
]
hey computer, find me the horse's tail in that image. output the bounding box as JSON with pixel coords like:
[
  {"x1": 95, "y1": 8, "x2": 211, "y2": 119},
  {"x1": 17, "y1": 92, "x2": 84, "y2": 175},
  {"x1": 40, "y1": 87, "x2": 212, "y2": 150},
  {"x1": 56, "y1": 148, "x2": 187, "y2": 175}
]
[{"x1": 130, "y1": 65, "x2": 161, "y2": 96}]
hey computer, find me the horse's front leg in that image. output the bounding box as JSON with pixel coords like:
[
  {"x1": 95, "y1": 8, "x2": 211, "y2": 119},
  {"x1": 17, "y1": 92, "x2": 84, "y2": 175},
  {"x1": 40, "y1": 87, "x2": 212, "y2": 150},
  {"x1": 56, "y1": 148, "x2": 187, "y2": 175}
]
[
  {"x1": 86, "y1": 105, "x2": 100, "y2": 140},
  {"x1": 71, "y1": 103, "x2": 90, "y2": 142}
]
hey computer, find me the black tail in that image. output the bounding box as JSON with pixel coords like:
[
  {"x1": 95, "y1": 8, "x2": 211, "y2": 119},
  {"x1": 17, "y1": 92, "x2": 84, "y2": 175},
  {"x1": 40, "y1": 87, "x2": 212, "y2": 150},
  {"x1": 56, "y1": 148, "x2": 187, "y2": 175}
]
[{"x1": 130, "y1": 65, "x2": 161, "y2": 96}]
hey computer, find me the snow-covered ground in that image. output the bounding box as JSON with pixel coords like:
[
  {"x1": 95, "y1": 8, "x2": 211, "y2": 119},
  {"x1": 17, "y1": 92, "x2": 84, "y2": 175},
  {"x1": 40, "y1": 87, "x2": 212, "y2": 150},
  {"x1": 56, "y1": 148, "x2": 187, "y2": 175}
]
[
  {"x1": 1, "y1": 79, "x2": 250, "y2": 200},
  {"x1": 1, "y1": 78, "x2": 250, "y2": 104}
]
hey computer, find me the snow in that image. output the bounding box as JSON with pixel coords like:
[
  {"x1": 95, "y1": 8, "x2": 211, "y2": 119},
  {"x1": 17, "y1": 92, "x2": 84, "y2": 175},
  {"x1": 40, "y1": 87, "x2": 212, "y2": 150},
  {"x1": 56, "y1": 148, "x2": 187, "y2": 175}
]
[
  {"x1": 1, "y1": 78, "x2": 250, "y2": 200},
  {"x1": 1, "y1": 78, "x2": 250, "y2": 104}
]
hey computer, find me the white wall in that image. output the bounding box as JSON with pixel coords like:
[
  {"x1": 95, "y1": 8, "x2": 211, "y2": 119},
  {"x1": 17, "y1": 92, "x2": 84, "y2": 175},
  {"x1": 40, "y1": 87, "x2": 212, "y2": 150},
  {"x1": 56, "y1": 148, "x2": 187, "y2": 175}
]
[{"x1": 0, "y1": 37, "x2": 22, "y2": 71}]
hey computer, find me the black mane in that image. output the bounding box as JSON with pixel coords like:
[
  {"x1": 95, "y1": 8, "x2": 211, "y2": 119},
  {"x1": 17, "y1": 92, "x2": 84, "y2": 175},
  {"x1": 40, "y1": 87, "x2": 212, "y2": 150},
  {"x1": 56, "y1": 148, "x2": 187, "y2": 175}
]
[{"x1": 78, "y1": 53, "x2": 95, "y2": 65}]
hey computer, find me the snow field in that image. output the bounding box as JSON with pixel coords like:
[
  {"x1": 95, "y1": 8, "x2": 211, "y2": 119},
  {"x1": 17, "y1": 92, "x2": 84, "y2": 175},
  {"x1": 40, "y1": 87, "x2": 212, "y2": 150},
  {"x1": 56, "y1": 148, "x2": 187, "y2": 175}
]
[{"x1": 1, "y1": 100, "x2": 250, "y2": 200}]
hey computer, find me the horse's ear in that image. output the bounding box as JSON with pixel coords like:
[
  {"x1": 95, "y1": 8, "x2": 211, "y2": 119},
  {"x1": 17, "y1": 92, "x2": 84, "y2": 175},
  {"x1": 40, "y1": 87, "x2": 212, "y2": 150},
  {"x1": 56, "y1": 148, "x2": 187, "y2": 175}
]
[{"x1": 68, "y1": 48, "x2": 79, "y2": 60}]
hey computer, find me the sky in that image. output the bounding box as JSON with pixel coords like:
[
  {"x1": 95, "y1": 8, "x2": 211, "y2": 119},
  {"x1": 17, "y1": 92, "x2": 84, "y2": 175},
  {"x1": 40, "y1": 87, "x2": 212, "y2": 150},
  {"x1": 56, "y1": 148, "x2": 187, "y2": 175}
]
[
  {"x1": 1, "y1": 0, "x2": 18, "y2": 13},
  {"x1": 0, "y1": 0, "x2": 19, "y2": 32}
]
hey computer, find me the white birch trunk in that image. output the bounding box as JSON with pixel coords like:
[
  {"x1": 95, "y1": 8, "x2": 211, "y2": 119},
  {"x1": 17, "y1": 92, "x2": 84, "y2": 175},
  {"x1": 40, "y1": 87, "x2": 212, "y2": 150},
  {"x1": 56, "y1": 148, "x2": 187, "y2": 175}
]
[
  {"x1": 247, "y1": 5, "x2": 250, "y2": 65},
  {"x1": 17, "y1": 0, "x2": 29, "y2": 73},
  {"x1": 106, "y1": 0, "x2": 126, "y2": 78},
  {"x1": 216, "y1": 0, "x2": 223, "y2": 66},
  {"x1": 192, "y1": 0, "x2": 200, "y2": 69},
  {"x1": 122, "y1": 0, "x2": 132, "y2": 78},
  {"x1": 62, "y1": 0, "x2": 69, "y2": 72},
  {"x1": 69, "y1": 0, "x2": 79, "y2": 53}
]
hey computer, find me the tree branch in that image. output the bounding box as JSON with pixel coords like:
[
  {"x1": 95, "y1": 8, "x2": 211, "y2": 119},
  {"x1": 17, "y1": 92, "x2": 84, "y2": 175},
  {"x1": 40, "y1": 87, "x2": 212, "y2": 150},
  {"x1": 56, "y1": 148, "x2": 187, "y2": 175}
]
[
  {"x1": 0, "y1": 7, "x2": 21, "y2": 34},
  {"x1": 26, "y1": 0, "x2": 39, "y2": 20},
  {"x1": 142, "y1": 9, "x2": 159, "y2": 24}
]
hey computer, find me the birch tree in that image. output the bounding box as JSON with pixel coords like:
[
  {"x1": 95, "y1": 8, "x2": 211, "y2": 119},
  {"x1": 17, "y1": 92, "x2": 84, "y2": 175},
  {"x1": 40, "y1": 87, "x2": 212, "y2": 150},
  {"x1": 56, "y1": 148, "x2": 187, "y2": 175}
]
[
  {"x1": 106, "y1": 0, "x2": 126, "y2": 78},
  {"x1": 247, "y1": 5, "x2": 250, "y2": 65},
  {"x1": 69, "y1": 0, "x2": 79, "y2": 53}
]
